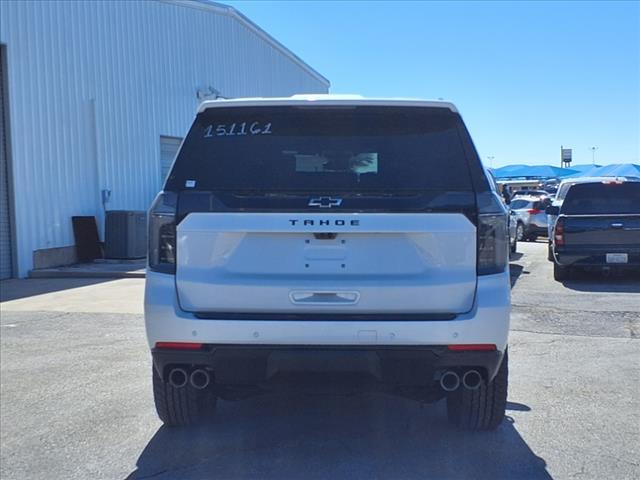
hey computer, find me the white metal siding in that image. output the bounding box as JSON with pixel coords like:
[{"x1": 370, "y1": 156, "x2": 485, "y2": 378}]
[
  {"x1": 160, "y1": 136, "x2": 182, "y2": 185},
  {"x1": 0, "y1": 0, "x2": 328, "y2": 277},
  {"x1": 0, "y1": 47, "x2": 12, "y2": 279}
]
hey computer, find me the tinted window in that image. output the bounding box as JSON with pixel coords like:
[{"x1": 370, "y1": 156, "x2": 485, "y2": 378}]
[
  {"x1": 166, "y1": 106, "x2": 474, "y2": 192},
  {"x1": 562, "y1": 183, "x2": 640, "y2": 214},
  {"x1": 557, "y1": 182, "x2": 578, "y2": 200},
  {"x1": 510, "y1": 199, "x2": 531, "y2": 209}
]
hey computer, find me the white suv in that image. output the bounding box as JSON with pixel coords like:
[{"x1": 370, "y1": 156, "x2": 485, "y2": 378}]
[{"x1": 145, "y1": 95, "x2": 511, "y2": 430}]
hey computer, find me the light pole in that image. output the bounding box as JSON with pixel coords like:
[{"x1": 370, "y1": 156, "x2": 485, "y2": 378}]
[
  {"x1": 487, "y1": 156, "x2": 495, "y2": 168},
  {"x1": 590, "y1": 146, "x2": 598, "y2": 165}
]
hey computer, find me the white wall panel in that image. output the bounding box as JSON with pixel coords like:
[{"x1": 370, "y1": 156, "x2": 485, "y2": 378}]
[{"x1": 0, "y1": 0, "x2": 328, "y2": 276}]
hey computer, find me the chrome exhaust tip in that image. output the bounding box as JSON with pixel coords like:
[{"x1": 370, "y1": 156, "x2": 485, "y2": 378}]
[
  {"x1": 168, "y1": 367, "x2": 188, "y2": 388},
  {"x1": 189, "y1": 368, "x2": 211, "y2": 390},
  {"x1": 440, "y1": 371, "x2": 460, "y2": 392},
  {"x1": 462, "y1": 369, "x2": 483, "y2": 390}
]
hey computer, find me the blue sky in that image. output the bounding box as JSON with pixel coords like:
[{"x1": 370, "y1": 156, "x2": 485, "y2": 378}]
[{"x1": 226, "y1": 0, "x2": 639, "y2": 168}]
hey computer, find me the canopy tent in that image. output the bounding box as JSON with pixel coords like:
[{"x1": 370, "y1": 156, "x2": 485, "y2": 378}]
[
  {"x1": 563, "y1": 164, "x2": 602, "y2": 177},
  {"x1": 492, "y1": 164, "x2": 578, "y2": 179},
  {"x1": 490, "y1": 164, "x2": 528, "y2": 178},
  {"x1": 573, "y1": 163, "x2": 640, "y2": 178}
]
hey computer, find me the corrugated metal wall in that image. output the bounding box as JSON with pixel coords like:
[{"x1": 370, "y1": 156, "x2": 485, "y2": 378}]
[
  {"x1": 0, "y1": 0, "x2": 328, "y2": 277},
  {"x1": 0, "y1": 46, "x2": 12, "y2": 279}
]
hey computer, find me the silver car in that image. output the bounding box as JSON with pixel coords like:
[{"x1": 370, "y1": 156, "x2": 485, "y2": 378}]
[{"x1": 510, "y1": 196, "x2": 552, "y2": 242}]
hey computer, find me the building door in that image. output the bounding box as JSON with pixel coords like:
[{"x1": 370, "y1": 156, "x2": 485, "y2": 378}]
[
  {"x1": 160, "y1": 136, "x2": 182, "y2": 186},
  {"x1": 0, "y1": 46, "x2": 13, "y2": 280}
]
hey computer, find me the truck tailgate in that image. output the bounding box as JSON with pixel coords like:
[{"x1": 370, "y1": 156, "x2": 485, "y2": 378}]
[{"x1": 564, "y1": 215, "x2": 640, "y2": 246}]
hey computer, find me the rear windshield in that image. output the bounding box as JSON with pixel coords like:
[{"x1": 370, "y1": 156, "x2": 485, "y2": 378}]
[
  {"x1": 165, "y1": 106, "x2": 473, "y2": 192},
  {"x1": 556, "y1": 182, "x2": 576, "y2": 200},
  {"x1": 510, "y1": 199, "x2": 532, "y2": 209},
  {"x1": 562, "y1": 182, "x2": 640, "y2": 215}
]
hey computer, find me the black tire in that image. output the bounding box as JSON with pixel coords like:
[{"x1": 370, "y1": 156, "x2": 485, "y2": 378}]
[
  {"x1": 553, "y1": 262, "x2": 570, "y2": 281},
  {"x1": 152, "y1": 366, "x2": 217, "y2": 427},
  {"x1": 516, "y1": 223, "x2": 524, "y2": 242},
  {"x1": 547, "y1": 243, "x2": 553, "y2": 261},
  {"x1": 446, "y1": 350, "x2": 508, "y2": 431},
  {"x1": 526, "y1": 234, "x2": 538, "y2": 242},
  {"x1": 510, "y1": 237, "x2": 517, "y2": 254}
]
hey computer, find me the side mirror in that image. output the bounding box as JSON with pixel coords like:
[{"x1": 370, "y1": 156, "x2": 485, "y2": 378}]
[{"x1": 546, "y1": 206, "x2": 560, "y2": 215}]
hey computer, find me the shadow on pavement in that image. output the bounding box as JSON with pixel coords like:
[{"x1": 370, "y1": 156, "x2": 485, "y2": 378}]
[
  {"x1": 0, "y1": 278, "x2": 115, "y2": 302},
  {"x1": 510, "y1": 251, "x2": 524, "y2": 261},
  {"x1": 509, "y1": 263, "x2": 526, "y2": 289},
  {"x1": 127, "y1": 393, "x2": 550, "y2": 480},
  {"x1": 561, "y1": 270, "x2": 640, "y2": 293},
  {"x1": 506, "y1": 401, "x2": 532, "y2": 412}
]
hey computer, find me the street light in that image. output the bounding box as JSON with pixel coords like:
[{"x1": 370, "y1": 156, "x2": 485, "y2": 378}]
[
  {"x1": 487, "y1": 156, "x2": 495, "y2": 168},
  {"x1": 590, "y1": 146, "x2": 598, "y2": 165}
]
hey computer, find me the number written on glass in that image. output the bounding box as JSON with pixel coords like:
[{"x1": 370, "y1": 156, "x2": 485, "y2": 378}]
[{"x1": 203, "y1": 122, "x2": 272, "y2": 138}]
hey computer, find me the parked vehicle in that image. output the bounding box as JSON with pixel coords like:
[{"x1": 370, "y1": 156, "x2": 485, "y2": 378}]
[
  {"x1": 145, "y1": 95, "x2": 511, "y2": 430},
  {"x1": 508, "y1": 209, "x2": 518, "y2": 254},
  {"x1": 510, "y1": 196, "x2": 552, "y2": 241},
  {"x1": 512, "y1": 189, "x2": 549, "y2": 199},
  {"x1": 546, "y1": 176, "x2": 640, "y2": 260},
  {"x1": 488, "y1": 170, "x2": 517, "y2": 254},
  {"x1": 547, "y1": 180, "x2": 640, "y2": 280}
]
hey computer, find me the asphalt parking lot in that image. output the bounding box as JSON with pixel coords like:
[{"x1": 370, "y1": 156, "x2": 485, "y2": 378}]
[{"x1": 1, "y1": 241, "x2": 638, "y2": 480}]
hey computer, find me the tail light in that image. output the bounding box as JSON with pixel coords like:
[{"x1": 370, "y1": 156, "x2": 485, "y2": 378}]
[
  {"x1": 149, "y1": 192, "x2": 177, "y2": 274},
  {"x1": 476, "y1": 192, "x2": 509, "y2": 276},
  {"x1": 554, "y1": 217, "x2": 565, "y2": 246},
  {"x1": 527, "y1": 209, "x2": 541, "y2": 214},
  {"x1": 448, "y1": 344, "x2": 497, "y2": 351}
]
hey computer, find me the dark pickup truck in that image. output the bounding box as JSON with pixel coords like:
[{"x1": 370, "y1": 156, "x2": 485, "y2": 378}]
[{"x1": 547, "y1": 181, "x2": 640, "y2": 281}]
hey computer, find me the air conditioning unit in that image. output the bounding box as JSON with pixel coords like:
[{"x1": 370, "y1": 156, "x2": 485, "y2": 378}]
[{"x1": 104, "y1": 210, "x2": 147, "y2": 259}]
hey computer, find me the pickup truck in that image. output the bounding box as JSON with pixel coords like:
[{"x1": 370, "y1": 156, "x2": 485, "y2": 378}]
[
  {"x1": 546, "y1": 176, "x2": 640, "y2": 260},
  {"x1": 547, "y1": 180, "x2": 640, "y2": 280}
]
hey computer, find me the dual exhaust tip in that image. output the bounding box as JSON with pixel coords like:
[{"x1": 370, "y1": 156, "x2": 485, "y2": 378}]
[
  {"x1": 168, "y1": 367, "x2": 211, "y2": 390},
  {"x1": 170, "y1": 366, "x2": 480, "y2": 392},
  {"x1": 440, "y1": 369, "x2": 483, "y2": 392}
]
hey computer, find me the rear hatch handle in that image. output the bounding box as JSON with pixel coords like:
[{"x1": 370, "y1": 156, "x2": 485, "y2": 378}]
[{"x1": 290, "y1": 291, "x2": 360, "y2": 305}]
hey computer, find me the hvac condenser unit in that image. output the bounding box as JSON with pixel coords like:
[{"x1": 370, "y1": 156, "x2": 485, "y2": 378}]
[{"x1": 104, "y1": 210, "x2": 147, "y2": 259}]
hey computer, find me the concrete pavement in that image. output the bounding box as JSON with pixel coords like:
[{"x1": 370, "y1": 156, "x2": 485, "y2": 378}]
[{"x1": 1, "y1": 241, "x2": 639, "y2": 479}]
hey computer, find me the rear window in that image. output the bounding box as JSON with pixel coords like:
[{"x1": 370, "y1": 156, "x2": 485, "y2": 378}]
[
  {"x1": 556, "y1": 182, "x2": 575, "y2": 200},
  {"x1": 562, "y1": 182, "x2": 640, "y2": 215},
  {"x1": 165, "y1": 106, "x2": 474, "y2": 192},
  {"x1": 510, "y1": 199, "x2": 532, "y2": 209}
]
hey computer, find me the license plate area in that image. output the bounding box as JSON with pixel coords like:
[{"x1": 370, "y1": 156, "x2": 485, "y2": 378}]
[{"x1": 606, "y1": 253, "x2": 628, "y2": 264}]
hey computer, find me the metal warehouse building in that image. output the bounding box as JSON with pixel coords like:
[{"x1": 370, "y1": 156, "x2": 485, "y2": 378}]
[{"x1": 0, "y1": 0, "x2": 329, "y2": 279}]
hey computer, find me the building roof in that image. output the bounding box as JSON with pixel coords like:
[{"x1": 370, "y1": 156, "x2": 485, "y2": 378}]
[
  {"x1": 198, "y1": 94, "x2": 459, "y2": 113},
  {"x1": 165, "y1": 0, "x2": 330, "y2": 87}
]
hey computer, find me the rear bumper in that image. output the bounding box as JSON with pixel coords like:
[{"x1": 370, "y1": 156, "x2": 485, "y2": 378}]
[
  {"x1": 555, "y1": 248, "x2": 640, "y2": 267},
  {"x1": 151, "y1": 344, "x2": 505, "y2": 387},
  {"x1": 525, "y1": 224, "x2": 547, "y2": 236},
  {"x1": 145, "y1": 270, "x2": 510, "y2": 347}
]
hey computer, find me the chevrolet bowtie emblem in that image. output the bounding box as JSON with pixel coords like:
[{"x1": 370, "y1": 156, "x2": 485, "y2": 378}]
[{"x1": 308, "y1": 197, "x2": 343, "y2": 208}]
